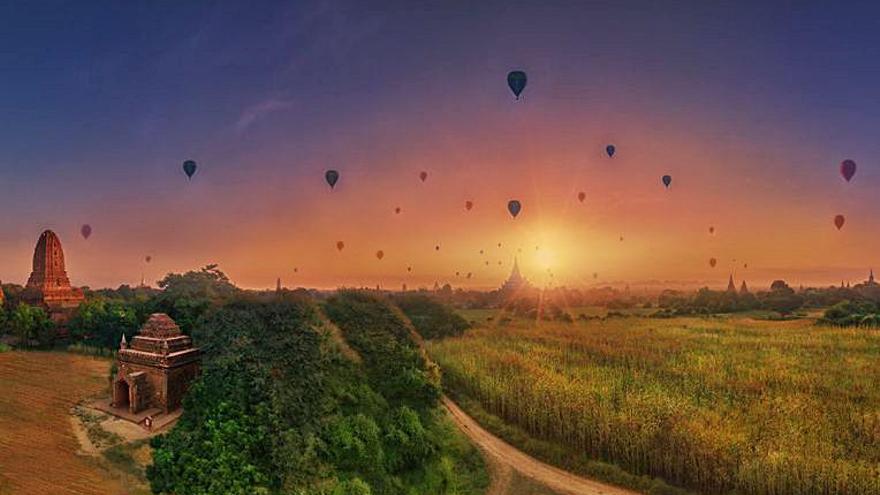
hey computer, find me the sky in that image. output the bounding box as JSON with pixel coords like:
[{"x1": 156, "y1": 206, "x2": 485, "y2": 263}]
[{"x1": 1, "y1": 0, "x2": 879, "y2": 290}]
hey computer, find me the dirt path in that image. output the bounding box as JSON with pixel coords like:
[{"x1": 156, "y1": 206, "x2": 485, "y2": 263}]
[{"x1": 443, "y1": 397, "x2": 640, "y2": 495}]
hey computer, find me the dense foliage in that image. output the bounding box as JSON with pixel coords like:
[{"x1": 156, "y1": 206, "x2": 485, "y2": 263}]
[
  {"x1": 392, "y1": 294, "x2": 471, "y2": 340},
  {"x1": 819, "y1": 300, "x2": 880, "y2": 327},
  {"x1": 429, "y1": 314, "x2": 880, "y2": 495},
  {"x1": 148, "y1": 291, "x2": 485, "y2": 495}
]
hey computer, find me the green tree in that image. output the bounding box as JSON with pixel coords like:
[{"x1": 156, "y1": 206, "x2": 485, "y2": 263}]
[
  {"x1": 10, "y1": 303, "x2": 54, "y2": 347},
  {"x1": 68, "y1": 299, "x2": 140, "y2": 348},
  {"x1": 150, "y1": 264, "x2": 239, "y2": 334}
]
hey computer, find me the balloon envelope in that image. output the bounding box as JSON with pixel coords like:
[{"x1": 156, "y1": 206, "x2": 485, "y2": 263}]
[
  {"x1": 709, "y1": 257, "x2": 717, "y2": 268},
  {"x1": 182, "y1": 160, "x2": 197, "y2": 179},
  {"x1": 840, "y1": 160, "x2": 856, "y2": 182},
  {"x1": 145, "y1": 256, "x2": 152, "y2": 263},
  {"x1": 376, "y1": 250, "x2": 384, "y2": 260},
  {"x1": 606, "y1": 144, "x2": 616, "y2": 158},
  {"x1": 336, "y1": 241, "x2": 345, "y2": 251},
  {"x1": 507, "y1": 70, "x2": 527, "y2": 99},
  {"x1": 394, "y1": 207, "x2": 401, "y2": 214},
  {"x1": 577, "y1": 191, "x2": 586, "y2": 203},
  {"x1": 325, "y1": 170, "x2": 339, "y2": 189},
  {"x1": 419, "y1": 171, "x2": 428, "y2": 182},
  {"x1": 662, "y1": 175, "x2": 672, "y2": 188},
  {"x1": 80, "y1": 224, "x2": 92, "y2": 239},
  {"x1": 507, "y1": 200, "x2": 522, "y2": 218},
  {"x1": 709, "y1": 226, "x2": 715, "y2": 235},
  {"x1": 834, "y1": 214, "x2": 846, "y2": 230},
  {"x1": 465, "y1": 200, "x2": 473, "y2": 211}
]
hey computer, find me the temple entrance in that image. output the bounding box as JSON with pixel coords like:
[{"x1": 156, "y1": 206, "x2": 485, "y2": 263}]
[{"x1": 114, "y1": 379, "x2": 130, "y2": 411}]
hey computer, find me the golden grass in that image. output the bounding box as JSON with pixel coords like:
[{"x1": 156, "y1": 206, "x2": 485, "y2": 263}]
[
  {"x1": 428, "y1": 316, "x2": 880, "y2": 495},
  {"x1": 0, "y1": 351, "x2": 136, "y2": 495}
]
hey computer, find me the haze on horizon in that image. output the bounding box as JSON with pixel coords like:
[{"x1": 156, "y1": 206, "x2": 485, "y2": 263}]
[{"x1": 1, "y1": 1, "x2": 879, "y2": 291}]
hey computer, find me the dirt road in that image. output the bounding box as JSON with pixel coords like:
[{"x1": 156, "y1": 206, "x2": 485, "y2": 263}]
[{"x1": 443, "y1": 397, "x2": 640, "y2": 495}]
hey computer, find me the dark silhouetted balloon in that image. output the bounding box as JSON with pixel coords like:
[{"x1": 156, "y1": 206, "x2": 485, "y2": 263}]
[
  {"x1": 497, "y1": 242, "x2": 502, "y2": 248},
  {"x1": 577, "y1": 191, "x2": 586, "y2": 203},
  {"x1": 294, "y1": 267, "x2": 298, "y2": 273},
  {"x1": 619, "y1": 236, "x2": 624, "y2": 242},
  {"x1": 485, "y1": 261, "x2": 490, "y2": 266},
  {"x1": 336, "y1": 241, "x2": 345, "y2": 251},
  {"x1": 467, "y1": 272, "x2": 472, "y2": 279},
  {"x1": 662, "y1": 175, "x2": 672, "y2": 188},
  {"x1": 507, "y1": 200, "x2": 522, "y2": 218},
  {"x1": 455, "y1": 271, "x2": 460, "y2": 276},
  {"x1": 376, "y1": 250, "x2": 384, "y2": 260},
  {"x1": 145, "y1": 255, "x2": 152, "y2": 263},
  {"x1": 840, "y1": 160, "x2": 856, "y2": 182},
  {"x1": 407, "y1": 266, "x2": 412, "y2": 272},
  {"x1": 744, "y1": 263, "x2": 748, "y2": 269},
  {"x1": 394, "y1": 207, "x2": 401, "y2": 214},
  {"x1": 709, "y1": 257, "x2": 717, "y2": 268},
  {"x1": 507, "y1": 70, "x2": 527, "y2": 100},
  {"x1": 834, "y1": 214, "x2": 845, "y2": 230},
  {"x1": 435, "y1": 245, "x2": 440, "y2": 251},
  {"x1": 419, "y1": 171, "x2": 428, "y2": 182},
  {"x1": 479, "y1": 249, "x2": 484, "y2": 255},
  {"x1": 606, "y1": 144, "x2": 616, "y2": 158},
  {"x1": 593, "y1": 272, "x2": 598, "y2": 279},
  {"x1": 709, "y1": 226, "x2": 715, "y2": 235},
  {"x1": 465, "y1": 200, "x2": 473, "y2": 211},
  {"x1": 182, "y1": 160, "x2": 197, "y2": 179},
  {"x1": 325, "y1": 170, "x2": 339, "y2": 189},
  {"x1": 81, "y1": 224, "x2": 92, "y2": 239}
]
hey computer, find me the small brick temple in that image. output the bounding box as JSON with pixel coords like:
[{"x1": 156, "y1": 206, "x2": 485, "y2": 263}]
[{"x1": 112, "y1": 313, "x2": 201, "y2": 415}]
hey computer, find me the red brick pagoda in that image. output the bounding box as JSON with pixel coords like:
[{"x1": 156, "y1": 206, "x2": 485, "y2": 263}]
[{"x1": 21, "y1": 230, "x2": 84, "y2": 323}]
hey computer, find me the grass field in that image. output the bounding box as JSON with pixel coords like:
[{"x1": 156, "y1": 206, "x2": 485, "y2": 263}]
[
  {"x1": 428, "y1": 314, "x2": 880, "y2": 495},
  {"x1": 0, "y1": 351, "x2": 147, "y2": 495}
]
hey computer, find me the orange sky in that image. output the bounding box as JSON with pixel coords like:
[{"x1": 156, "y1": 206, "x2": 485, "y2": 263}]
[{"x1": 1, "y1": 2, "x2": 879, "y2": 291}]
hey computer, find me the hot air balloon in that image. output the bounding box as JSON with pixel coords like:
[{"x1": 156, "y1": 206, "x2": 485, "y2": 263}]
[
  {"x1": 407, "y1": 266, "x2": 412, "y2": 272},
  {"x1": 293, "y1": 267, "x2": 299, "y2": 273},
  {"x1": 577, "y1": 191, "x2": 586, "y2": 203},
  {"x1": 479, "y1": 249, "x2": 484, "y2": 255},
  {"x1": 593, "y1": 272, "x2": 598, "y2": 279},
  {"x1": 834, "y1": 214, "x2": 846, "y2": 230},
  {"x1": 507, "y1": 70, "x2": 527, "y2": 100},
  {"x1": 606, "y1": 144, "x2": 616, "y2": 158},
  {"x1": 182, "y1": 160, "x2": 197, "y2": 179},
  {"x1": 709, "y1": 257, "x2": 717, "y2": 268},
  {"x1": 435, "y1": 245, "x2": 440, "y2": 251},
  {"x1": 662, "y1": 175, "x2": 672, "y2": 188},
  {"x1": 840, "y1": 159, "x2": 857, "y2": 182},
  {"x1": 325, "y1": 170, "x2": 339, "y2": 189},
  {"x1": 376, "y1": 250, "x2": 384, "y2": 260},
  {"x1": 709, "y1": 226, "x2": 715, "y2": 235},
  {"x1": 419, "y1": 171, "x2": 428, "y2": 182},
  {"x1": 394, "y1": 207, "x2": 401, "y2": 214},
  {"x1": 465, "y1": 200, "x2": 473, "y2": 211},
  {"x1": 507, "y1": 200, "x2": 522, "y2": 218},
  {"x1": 467, "y1": 272, "x2": 472, "y2": 279},
  {"x1": 485, "y1": 261, "x2": 490, "y2": 266},
  {"x1": 145, "y1": 255, "x2": 152, "y2": 263},
  {"x1": 336, "y1": 241, "x2": 345, "y2": 251},
  {"x1": 455, "y1": 271, "x2": 460, "y2": 277},
  {"x1": 497, "y1": 242, "x2": 502, "y2": 248},
  {"x1": 80, "y1": 224, "x2": 92, "y2": 239},
  {"x1": 619, "y1": 236, "x2": 624, "y2": 242}
]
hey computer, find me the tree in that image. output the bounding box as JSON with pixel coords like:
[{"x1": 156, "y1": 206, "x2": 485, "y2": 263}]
[
  {"x1": 68, "y1": 299, "x2": 140, "y2": 348},
  {"x1": 10, "y1": 304, "x2": 54, "y2": 347},
  {"x1": 150, "y1": 265, "x2": 239, "y2": 334},
  {"x1": 761, "y1": 281, "x2": 804, "y2": 316}
]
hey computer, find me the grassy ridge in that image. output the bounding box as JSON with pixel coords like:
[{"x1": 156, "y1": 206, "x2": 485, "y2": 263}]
[{"x1": 427, "y1": 315, "x2": 880, "y2": 495}]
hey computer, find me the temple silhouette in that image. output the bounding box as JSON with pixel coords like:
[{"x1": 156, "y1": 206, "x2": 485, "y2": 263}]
[{"x1": 21, "y1": 230, "x2": 84, "y2": 323}]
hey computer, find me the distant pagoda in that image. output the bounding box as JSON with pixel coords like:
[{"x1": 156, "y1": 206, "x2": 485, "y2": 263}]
[
  {"x1": 499, "y1": 258, "x2": 531, "y2": 295},
  {"x1": 21, "y1": 230, "x2": 84, "y2": 323},
  {"x1": 726, "y1": 274, "x2": 736, "y2": 293},
  {"x1": 740, "y1": 280, "x2": 749, "y2": 294}
]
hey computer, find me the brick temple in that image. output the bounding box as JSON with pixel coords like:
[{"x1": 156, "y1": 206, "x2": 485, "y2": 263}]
[
  {"x1": 112, "y1": 313, "x2": 201, "y2": 416},
  {"x1": 21, "y1": 230, "x2": 84, "y2": 323}
]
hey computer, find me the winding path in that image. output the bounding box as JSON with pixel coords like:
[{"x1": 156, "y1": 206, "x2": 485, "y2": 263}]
[{"x1": 443, "y1": 397, "x2": 639, "y2": 495}]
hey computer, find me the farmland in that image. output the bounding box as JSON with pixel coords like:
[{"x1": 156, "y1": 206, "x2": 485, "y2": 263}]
[
  {"x1": 427, "y1": 313, "x2": 880, "y2": 495},
  {"x1": 0, "y1": 351, "x2": 147, "y2": 495}
]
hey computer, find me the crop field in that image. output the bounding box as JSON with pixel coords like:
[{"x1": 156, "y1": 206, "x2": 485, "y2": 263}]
[
  {"x1": 0, "y1": 351, "x2": 141, "y2": 495},
  {"x1": 428, "y1": 314, "x2": 880, "y2": 495}
]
